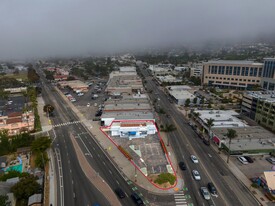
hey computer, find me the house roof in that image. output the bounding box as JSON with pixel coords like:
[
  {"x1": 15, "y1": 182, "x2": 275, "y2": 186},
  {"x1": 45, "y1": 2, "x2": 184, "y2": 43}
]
[{"x1": 6, "y1": 117, "x2": 22, "y2": 124}]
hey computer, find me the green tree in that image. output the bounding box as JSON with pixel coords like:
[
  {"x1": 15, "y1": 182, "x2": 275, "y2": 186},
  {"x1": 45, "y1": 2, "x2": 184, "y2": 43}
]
[
  {"x1": 200, "y1": 97, "x2": 205, "y2": 105},
  {"x1": 184, "y1": 98, "x2": 191, "y2": 107},
  {"x1": 43, "y1": 104, "x2": 55, "y2": 114},
  {"x1": 0, "y1": 195, "x2": 11, "y2": 206},
  {"x1": 31, "y1": 136, "x2": 51, "y2": 154},
  {"x1": 0, "y1": 130, "x2": 11, "y2": 156},
  {"x1": 226, "y1": 129, "x2": 237, "y2": 163},
  {"x1": 11, "y1": 175, "x2": 40, "y2": 201},
  {"x1": 205, "y1": 118, "x2": 214, "y2": 141},
  {"x1": 193, "y1": 97, "x2": 198, "y2": 105}
]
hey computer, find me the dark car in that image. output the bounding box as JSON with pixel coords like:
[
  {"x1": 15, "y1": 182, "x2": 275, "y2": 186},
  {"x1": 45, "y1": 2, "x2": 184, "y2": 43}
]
[
  {"x1": 115, "y1": 188, "x2": 126, "y2": 198},
  {"x1": 203, "y1": 138, "x2": 210, "y2": 146},
  {"x1": 207, "y1": 182, "x2": 217, "y2": 196},
  {"x1": 95, "y1": 110, "x2": 102, "y2": 117},
  {"x1": 179, "y1": 161, "x2": 187, "y2": 170},
  {"x1": 244, "y1": 156, "x2": 254, "y2": 163},
  {"x1": 131, "y1": 193, "x2": 144, "y2": 206}
]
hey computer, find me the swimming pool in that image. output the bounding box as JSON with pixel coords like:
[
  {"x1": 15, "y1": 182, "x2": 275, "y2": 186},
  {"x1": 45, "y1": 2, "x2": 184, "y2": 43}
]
[{"x1": 5, "y1": 164, "x2": 23, "y2": 173}]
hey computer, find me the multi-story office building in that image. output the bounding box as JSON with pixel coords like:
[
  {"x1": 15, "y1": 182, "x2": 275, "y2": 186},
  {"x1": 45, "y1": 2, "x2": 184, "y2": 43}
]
[
  {"x1": 261, "y1": 58, "x2": 275, "y2": 90},
  {"x1": 202, "y1": 60, "x2": 263, "y2": 89},
  {"x1": 241, "y1": 91, "x2": 275, "y2": 131}
]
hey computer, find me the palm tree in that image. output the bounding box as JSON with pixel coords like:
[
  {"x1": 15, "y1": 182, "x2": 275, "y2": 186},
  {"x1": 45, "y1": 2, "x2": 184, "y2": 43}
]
[
  {"x1": 226, "y1": 129, "x2": 238, "y2": 163},
  {"x1": 193, "y1": 112, "x2": 200, "y2": 121},
  {"x1": 205, "y1": 118, "x2": 214, "y2": 141}
]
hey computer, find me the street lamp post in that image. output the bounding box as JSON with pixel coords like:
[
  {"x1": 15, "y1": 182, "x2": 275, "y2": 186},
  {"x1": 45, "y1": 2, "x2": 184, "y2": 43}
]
[{"x1": 226, "y1": 137, "x2": 232, "y2": 163}]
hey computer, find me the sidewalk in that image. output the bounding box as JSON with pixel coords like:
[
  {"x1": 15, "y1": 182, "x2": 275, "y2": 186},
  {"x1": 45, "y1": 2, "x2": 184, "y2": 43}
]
[
  {"x1": 37, "y1": 96, "x2": 53, "y2": 132},
  {"x1": 55, "y1": 87, "x2": 185, "y2": 194}
]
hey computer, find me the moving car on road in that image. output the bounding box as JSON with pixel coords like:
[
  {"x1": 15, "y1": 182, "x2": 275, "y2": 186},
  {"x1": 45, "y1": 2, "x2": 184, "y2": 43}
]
[
  {"x1": 131, "y1": 193, "x2": 144, "y2": 205},
  {"x1": 192, "y1": 170, "x2": 201, "y2": 180},
  {"x1": 115, "y1": 188, "x2": 126, "y2": 199},
  {"x1": 207, "y1": 182, "x2": 218, "y2": 196},
  {"x1": 200, "y1": 187, "x2": 211, "y2": 200},
  {"x1": 179, "y1": 161, "x2": 186, "y2": 170},
  {"x1": 191, "y1": 155, "x2": 199, "y2": 163}
]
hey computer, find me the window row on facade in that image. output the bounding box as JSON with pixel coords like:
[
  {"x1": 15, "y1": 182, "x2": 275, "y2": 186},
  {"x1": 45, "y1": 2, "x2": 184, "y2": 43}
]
[
  {"x1": 205, "y1": 76, "x2": 260, "y2": 82},
  {"x1": 207, "y1": 65, "x2": 262, "y2": 77}
]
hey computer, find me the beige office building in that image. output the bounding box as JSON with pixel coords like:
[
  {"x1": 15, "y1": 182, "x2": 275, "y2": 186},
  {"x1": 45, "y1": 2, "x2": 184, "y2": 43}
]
[{"x1": 202, "y1": 60, "x2": 263, "y2": 89}]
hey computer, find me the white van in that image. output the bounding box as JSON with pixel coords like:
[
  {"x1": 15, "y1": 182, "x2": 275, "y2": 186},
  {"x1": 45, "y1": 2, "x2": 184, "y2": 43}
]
[{"x1": 237, "y1": 156, "x2": 248, "y2": 164}]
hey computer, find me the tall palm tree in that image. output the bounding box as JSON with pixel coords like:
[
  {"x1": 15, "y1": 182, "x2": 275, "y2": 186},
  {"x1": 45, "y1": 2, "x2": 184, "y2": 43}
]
[
  {"x1": 205, "y1": 118, "x2": 214, "y2": 140},
  {"x1": 226, "y1": 128, "x2": 237, "y2": 163},
  {"x1": 193, "y1": 112, "x2": 200, "y2": 121}
]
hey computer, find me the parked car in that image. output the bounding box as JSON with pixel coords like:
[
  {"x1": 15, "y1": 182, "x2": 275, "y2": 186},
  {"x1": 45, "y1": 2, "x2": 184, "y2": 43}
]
[
  {"x1": 192, "y1": 170, "x2": 201, "y2": 180},
  {"x1": 244, "y1": 156, "x2": 254, "y2": 163},
  {"x1": 237, "y1": 156, "x2": 248, "y2": 164},
  {"x1": 200, "y1": 187, "x2": 211, "y2": 200},
  {"x1": 207, "y1": 182, "x2": 217, "y2": 196},
  {"x1": 115, "y1": 188, "x2": 126, "y2": 199},
  {"x1": 131, "y1": 193, "x2": 144, "y2": 206},
  {"x1": 179, "y1": 161, "x2": 186, "y2": 170},
  {"x1": 87, "y1": 103, "x2": 90, "y2": 107},
  {"x1": 203, "y1": 139, "x2": 210, "y2": 146},
  {"x1": 191, "y1": 155, "x2": 199, "y2": 163},
  {"x1": 266, "y1": 157, "x2": 275, "y2": 165}
]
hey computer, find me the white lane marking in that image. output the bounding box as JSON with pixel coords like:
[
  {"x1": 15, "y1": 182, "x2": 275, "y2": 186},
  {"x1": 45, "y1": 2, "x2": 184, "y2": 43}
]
[
  {"x1": 116, "y1": 180, "x2": 120, "y2": 185},
  {"x1": 109, "y1": 170, "x2": 112, "y2": 174}
]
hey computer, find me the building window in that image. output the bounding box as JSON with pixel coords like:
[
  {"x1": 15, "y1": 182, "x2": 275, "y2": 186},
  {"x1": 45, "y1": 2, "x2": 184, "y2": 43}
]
[
  {"x1": 229, "y1": 66, "x2": 233, "y2": 75},
  {"x1": 216, "y1": 77, "x2": 219, "y2": 79},
  {"x1": 233, "y1": 67, "x2": 237, "y2": 75},
  {"x1": 258, "y1": 68, "x2": 262, "y2": 77},
  {"x1": 220, "y1": 77, "x2": 222, "y2": 79},
  {"x1": 269, "y1": 83, "x2": 275, "y2": 90},
  {"x1": 245, "y1": 67, "x2": 249, "y2": 76},
  {"x1": 253, "y1": 67, "x2": 258, "y2": 77},
  {"x1": 223, "y1": 77, "x2": 226, "y2": 80},
  {"x1": 249, "y1": 67, "x2": 254, "y2": 76},
  {"x1": 239, "y1": 79, "x2": 242, "y2": 81},
  {"x1": 263, "y1": 81, "x2": 268, "y2": 89},
  {"x1": 248, "y1": 79, "x2": 251, "y2": 82},
  {"x1": 227, "y1": 78, "x2": 230, "y2": 80},
  {"x1": 257, "y1": 80, "x2": 260, "y2": 82},
  {"x1": 231, "y1": 78, "x2": 234, "y2": 80},
  {"x1": 252, "y1": 80, "x2": 255, "y2": 82},
  {"x1": 226, "y1": 66, "x2": 230, "y2": 75},
  {"x1": 241, "y1": 67, "x2": 245, "y2": 76}
]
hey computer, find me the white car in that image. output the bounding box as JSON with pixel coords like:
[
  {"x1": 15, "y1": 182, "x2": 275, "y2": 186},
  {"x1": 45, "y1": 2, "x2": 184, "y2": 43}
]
[
  {"x1": 87, "y1": 103, "x2": 90, "y2": 107},
  {"x1": 200, "y1": 187, "x2": 211, "y2": 200},
  {"x1": 191, "y1": 155, "x2": 199, "y2": 163},
  {"x1": 237, "y1": 156, "x2": 248, "y2": 165},
  {"x1": 192, "y1": 170, "x2": 201, "y2": 180}
]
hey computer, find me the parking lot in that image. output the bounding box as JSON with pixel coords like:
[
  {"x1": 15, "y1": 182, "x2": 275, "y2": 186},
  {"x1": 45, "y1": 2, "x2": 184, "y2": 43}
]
[
  {"x1": 0, "y1": 95, "x2": 25, "y2": 115},
  {"x1": 58, "y1": 80, "x2": 108, "y2": 120},
  {"x1": 232, "y1": 155, "x2": 274, "y2": 178},
  {"x1": 108, "y1": 132, "x2": 170, "y2": 175}
]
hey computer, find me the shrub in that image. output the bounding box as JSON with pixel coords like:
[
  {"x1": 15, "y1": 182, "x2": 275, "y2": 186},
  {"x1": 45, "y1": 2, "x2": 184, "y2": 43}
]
[{"x1": 154, "y1": 173, "x2": 176, "y2": 185}]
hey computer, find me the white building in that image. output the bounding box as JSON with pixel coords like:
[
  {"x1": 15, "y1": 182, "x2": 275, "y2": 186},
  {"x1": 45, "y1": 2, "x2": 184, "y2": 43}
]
[
  {"x1": 106, "y1": 121, "x2": 157, "y2": 140},
  {"x1": 190, "y1": 67, "x2": 202, "y2": 78},
  {"x1": 148, "y1": 65, "x2": 172, "y2": 76},
  {"x1": 166, "y1": 85, "x2": 195, "y2": 105},
  {"x1": 156, "y1": 75, "x2": 182, "y2": 84}
]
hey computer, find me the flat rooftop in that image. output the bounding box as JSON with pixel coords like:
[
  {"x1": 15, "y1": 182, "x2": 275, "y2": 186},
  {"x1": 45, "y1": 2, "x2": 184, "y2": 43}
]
[
  {"x1": 212, "y1": 126, "x2": 275, "y2": 152},
  {"x1": 119, "y1": 66, "x2": 136, "y2": 72},
  {"x1": 166, "y1": 85, "x2": 192, "y2": 91},
  {"x1": 104, "y1": 102, "x2": 151, "y2": 111},
  {"x1": 101, "y1": 111, "x2": 154, "y2": 120},
  {"x1": 169, "y1": 90, "x2": 194, "y2": 100},
  {"x1": 205, "y1": 60, "x2": 263, "y2": 66},
  {"x1": 195, "y1": 110, "x2": 248, "y2": 128},
  {"x1": 107, "y1": 75, "x2": 142, "y2": 88},
  {"x1": 58, "y1": 80, "x2": 88, "y2": 88},
  {"x1": 245, "y1": 91, "x2": 275, "y2": 103}
]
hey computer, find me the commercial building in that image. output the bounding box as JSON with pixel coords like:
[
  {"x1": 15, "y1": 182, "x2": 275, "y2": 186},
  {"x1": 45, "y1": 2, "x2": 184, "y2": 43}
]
[
  {"x1": 166, "y1": 85, "x2": 195, "y2": 105},
  {"x1": 148, "y1": 65, "x2": 173, "y2": 76},
  {"x1": 156, "y1": 75, "x2": 182, "y2": 84},
  {"x1": 212, "y1": 126, "x2": 275, "y2": 154},
  {"x1": 190, "y1": 65, "x2": 203, "y2": 78},
  {"x1": 106, "y1": 74, "x2": 143, "y2": 95},
  {"x1": 202, "y1": 60, "x2": 263, "y2": 89},
  {"x1": 261, "y1": 58, "x2": 275, "y2": 90},
  {"x1": 241, "y1": 91, "x2": 275, "y2": 131},
  {"x1": 58, "y1": 80, "x2": 89, "y2": 92}
]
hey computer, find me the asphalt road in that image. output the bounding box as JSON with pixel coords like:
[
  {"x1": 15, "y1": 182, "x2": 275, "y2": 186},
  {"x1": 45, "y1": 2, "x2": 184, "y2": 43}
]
[{"x1": 139, "y1": 67, "x2": 259, "y2": 206}]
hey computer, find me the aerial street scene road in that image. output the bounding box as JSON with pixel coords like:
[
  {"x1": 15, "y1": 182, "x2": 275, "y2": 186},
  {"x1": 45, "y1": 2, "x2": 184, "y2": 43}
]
[{"x1": 1, "y1": 1, "x2": 275, "y2": 206}]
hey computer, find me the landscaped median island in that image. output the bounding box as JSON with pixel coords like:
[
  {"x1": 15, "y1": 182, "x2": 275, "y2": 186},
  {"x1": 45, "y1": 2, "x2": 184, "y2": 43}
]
[{"x1": 100, "y1": 120, "x2": 177, "y2": 189}]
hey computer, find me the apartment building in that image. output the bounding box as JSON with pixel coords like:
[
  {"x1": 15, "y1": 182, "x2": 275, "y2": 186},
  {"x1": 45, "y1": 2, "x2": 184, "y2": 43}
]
[
  {"x1": 190, "y1": 67, "x2": 202, "y2": 78},
  {"x1": 0, "y1": 111, "x2": 35, "y2": 136},
  {"x1": 202, "y1": 60, "x2": 263, "y2": 89},
  {"x1": 261, "y1": 58, "x2": 275, "y2": 90}
]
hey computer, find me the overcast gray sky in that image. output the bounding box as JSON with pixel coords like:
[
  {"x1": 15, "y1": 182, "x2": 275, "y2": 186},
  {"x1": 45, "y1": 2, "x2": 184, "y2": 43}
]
[{"x1": 0, "y1": 0, "x2": 275, "y2": 60}]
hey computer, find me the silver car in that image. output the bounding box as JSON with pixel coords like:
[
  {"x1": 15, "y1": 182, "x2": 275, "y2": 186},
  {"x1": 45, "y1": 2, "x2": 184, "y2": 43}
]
[{"x1": 200, "y1": 187, "x2": 211, "y2": 200}]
